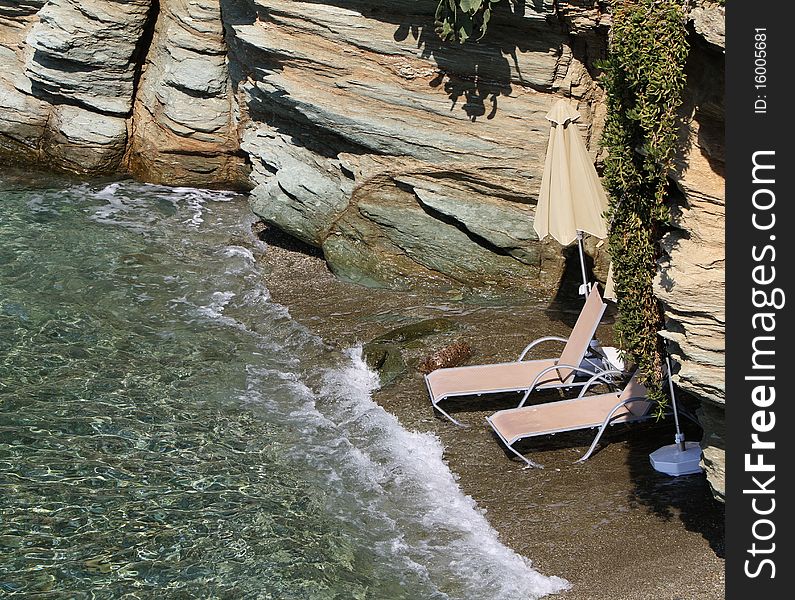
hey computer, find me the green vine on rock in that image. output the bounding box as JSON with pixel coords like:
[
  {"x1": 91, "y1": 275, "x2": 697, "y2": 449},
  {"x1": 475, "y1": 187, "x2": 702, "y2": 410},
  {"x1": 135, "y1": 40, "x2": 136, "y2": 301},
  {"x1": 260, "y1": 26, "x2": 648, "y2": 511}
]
[
  {"x1": 434, "y1": 0, "x2": 504, "y2": 43},
  {"x1": 600, "y1": 0, "x2": 689, "y2": 410}
]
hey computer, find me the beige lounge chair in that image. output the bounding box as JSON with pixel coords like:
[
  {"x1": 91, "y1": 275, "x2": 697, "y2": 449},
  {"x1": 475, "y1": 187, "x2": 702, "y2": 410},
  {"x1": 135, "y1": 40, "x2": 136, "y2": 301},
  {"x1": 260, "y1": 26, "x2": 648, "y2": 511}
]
[
  {"x1": 425, "y1": 285, "x2": 610, "y2": 425},
  {"x1": 486, "y1": 370, "x2": 653, "y2": 468}
]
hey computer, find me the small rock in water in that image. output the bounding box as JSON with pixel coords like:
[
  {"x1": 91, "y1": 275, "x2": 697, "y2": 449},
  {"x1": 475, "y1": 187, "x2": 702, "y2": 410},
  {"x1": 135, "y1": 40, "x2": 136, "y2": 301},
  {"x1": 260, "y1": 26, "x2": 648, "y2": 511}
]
[
  {"x1": 417, "y1": 341, "x2": 472, "y2": 374},
  {"x1": 362, "y1": 342, "x2": 407, "y2": 387},
  {"x1": 369, "y1": 318, "x2": 457, "y2": 345}
]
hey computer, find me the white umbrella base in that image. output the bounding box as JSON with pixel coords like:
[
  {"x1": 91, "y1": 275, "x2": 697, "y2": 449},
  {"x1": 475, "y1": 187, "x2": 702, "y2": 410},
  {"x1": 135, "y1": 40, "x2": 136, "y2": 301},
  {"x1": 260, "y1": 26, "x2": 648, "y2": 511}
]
[{"x1": 649, "y1": 441, "x2": 703, "y2": 476}]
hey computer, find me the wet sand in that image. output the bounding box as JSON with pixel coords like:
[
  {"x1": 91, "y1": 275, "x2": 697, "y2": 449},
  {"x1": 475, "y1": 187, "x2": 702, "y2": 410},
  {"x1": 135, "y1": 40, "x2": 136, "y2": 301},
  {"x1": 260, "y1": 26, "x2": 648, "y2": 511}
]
[{"x1": 255, "y1": 226, "x2": 726, "y2": 600}]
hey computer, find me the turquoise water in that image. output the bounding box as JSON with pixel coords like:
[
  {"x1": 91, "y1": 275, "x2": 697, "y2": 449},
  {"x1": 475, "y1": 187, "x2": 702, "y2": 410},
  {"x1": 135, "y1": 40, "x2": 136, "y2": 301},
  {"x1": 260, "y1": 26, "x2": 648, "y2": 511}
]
[{"x1": 0, "y1": 173, "x2": 567, "y2": 599}]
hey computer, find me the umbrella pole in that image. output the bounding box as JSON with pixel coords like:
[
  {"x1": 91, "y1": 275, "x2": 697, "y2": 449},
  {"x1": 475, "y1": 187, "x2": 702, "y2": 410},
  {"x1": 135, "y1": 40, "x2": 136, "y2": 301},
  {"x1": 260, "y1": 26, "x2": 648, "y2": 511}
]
[
  {"x1": 665, "y1": 355, "x2": 687, "y2": 452},
  {"x1": 576, "y1": 231, "x2": 589, "y2": 296},
  {"x1": 648, "y1": 353, "x2": 702, "y2": 476}
]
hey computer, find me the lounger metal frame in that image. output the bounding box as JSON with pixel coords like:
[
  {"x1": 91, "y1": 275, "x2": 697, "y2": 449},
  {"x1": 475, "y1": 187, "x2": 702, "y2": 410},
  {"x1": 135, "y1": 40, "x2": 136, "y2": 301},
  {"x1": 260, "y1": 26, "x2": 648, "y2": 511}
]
[
  {"x1": 425, "y1": 286, "x2": 610, "y2": 426},
  {"x1": 485, "y1": 370, "x2": 654, "y2": 468},
  {"x1": 427, "y1": 340, "x2": 621, "y2": 427},
  {"x1": 427, "y1": 362, "x2": 607, "y2": 427},
  {"x1": 486, "y1": 370, "x2": 702, "y2": 469}
]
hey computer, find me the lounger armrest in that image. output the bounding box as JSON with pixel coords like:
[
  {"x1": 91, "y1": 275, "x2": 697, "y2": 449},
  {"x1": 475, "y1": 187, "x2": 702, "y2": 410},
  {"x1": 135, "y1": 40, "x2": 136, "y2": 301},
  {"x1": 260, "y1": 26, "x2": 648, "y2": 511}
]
[
  {"x1": 517, "y1": 336, "x2": 569, "y2": 361},
  {"x1": 576, "y1": 369, "x2": 627, "y2": 398},
  {"x1": 608, "y1": 397, "x2": 647, "y2": 417},
  {"x1": 517, "y1": 364, "x2": 601, "y2": 408},
  {"x1": 576, "y1": 396, "x2": 655, "y2": 463}
]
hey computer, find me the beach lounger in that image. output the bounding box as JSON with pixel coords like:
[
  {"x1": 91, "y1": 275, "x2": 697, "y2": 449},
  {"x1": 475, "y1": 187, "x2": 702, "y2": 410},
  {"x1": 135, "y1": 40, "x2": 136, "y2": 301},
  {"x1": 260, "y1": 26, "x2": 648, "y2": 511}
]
[
  {"x1": 486, "y1": 370, "x2": 653, "y2": 468},
  {"x1": 425, "y1": 285, "x2": 610, "y2": 426}
]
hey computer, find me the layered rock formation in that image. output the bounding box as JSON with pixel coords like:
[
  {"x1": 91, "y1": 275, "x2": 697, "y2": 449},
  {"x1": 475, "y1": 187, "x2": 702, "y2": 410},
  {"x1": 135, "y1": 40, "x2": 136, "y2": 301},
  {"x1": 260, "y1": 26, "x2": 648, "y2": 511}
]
[
  {"x1": 125, "y1": 0, "x2": 247, "y2": 186},
  {"x1": 0, "y1": 0, "x2": 725, "y2": 499},
  {"x1": 0, "y1": 0, "x2": 246, "y2": 183},
  {"x1": 227, "y1": 0, "x2": 607, "y2": 294},
  {"x1": 657, "y1": 3, "x2": 726, "y2": 501},
  {"x1": 0, "y1": 1, "x2": 50, "y2": 160},
  {"x1": 0, "y1": 0, "x2": 153, "y2": 171}
]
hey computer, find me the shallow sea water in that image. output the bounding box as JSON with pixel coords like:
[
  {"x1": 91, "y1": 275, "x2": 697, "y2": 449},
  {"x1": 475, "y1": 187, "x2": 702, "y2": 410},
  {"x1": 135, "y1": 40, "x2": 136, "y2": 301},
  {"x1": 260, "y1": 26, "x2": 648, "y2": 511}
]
[{"x1": 0, "y1": 173, "x2": 568, "y2": 599}]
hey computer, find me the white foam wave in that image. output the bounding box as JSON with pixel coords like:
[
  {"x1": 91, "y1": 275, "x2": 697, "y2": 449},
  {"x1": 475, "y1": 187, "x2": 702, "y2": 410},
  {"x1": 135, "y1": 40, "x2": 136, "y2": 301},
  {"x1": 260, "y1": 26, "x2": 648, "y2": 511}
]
[
  {"x1": 195, "y1": 290, "x2": 236, "y2": 322},
  {"x1": 254, "y1": 347, "x2": 569, "y2": 600},
  {"x1": 221, "y1": 245, "x2": 257, "y2": 274},
  {"x1": 223, "y1": 246, "x2": 256, "y2": 262},
  {"x1": 89, "y1": 189, "x2": 155, "y2": 231},
  {"x1": 96, "y1": 182, "x2": 121, "y2": 198},
  {"x1": 87, "y1": 181, "x2": 239, "y2": 232},
  {"x1": 165, "y1": 185, "x2": 235, "y2": 227}
]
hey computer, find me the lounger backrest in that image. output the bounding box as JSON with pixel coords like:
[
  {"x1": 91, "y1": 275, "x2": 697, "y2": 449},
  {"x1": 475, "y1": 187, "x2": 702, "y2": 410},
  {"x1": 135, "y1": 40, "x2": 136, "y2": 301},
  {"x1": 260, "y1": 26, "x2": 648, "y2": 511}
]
[
  {"x1": 620, "y1": 371, "x2": 653, "y2": 416},
  {"x1": 556, "y1": 285, "x2": 607, "y2": 383}
]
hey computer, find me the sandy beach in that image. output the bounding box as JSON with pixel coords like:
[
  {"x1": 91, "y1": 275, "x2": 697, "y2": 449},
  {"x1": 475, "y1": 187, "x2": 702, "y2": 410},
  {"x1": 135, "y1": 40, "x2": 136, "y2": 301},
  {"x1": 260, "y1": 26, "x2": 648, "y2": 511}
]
[{"x1": 257, "y1": 225, "x2": 726, "y2": 600}]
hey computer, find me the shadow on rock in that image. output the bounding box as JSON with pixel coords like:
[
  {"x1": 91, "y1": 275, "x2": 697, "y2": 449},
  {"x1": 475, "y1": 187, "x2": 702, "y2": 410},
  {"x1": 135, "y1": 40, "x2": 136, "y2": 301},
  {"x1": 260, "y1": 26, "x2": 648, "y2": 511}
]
[
  {"x1": 254, "y1": 221, "x2": 324, "y2": 259},
  {"x1": 241, "y1": 0, "x2": 563, "y2": 122}
]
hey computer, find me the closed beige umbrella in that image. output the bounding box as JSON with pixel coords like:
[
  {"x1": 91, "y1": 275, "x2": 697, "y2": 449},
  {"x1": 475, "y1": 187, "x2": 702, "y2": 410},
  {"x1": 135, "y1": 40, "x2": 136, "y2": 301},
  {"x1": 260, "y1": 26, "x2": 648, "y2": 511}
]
[{"x1": 534, "y1": 99, "x2": 610, "y2": 296}]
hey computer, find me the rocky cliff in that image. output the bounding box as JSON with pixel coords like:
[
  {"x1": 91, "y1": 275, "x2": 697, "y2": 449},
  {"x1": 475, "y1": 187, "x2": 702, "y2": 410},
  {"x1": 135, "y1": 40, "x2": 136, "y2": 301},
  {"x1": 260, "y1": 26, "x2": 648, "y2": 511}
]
[
  {"x1": 125, "y1": 0, "x2": 246, "y2": 186},
  {"x1": 227, "y1": 0, "x2": 611, "y2": 295},
  {"x1": 657, "y1": 5, "x2": 725, "y2": 501},
  {"x1": 0, "y1": 0, "x2": 725, "y2": 500},
  {"x1": 0, "y1": 0, "x2": 247, "y2": 182},
  {"x1": 0, "y1": 0, "x2": 150, "y2": 171}
]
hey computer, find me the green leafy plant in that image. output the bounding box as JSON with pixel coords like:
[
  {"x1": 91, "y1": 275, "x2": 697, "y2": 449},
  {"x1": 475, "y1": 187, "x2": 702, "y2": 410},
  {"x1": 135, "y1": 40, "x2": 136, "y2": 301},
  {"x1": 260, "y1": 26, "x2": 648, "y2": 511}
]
[
  {"x1": 434, "y1": 0, "x2": 504, "y2": 43},
  {"x1": 600, "y1": 0, "x2": 689, "y2": 409}
]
